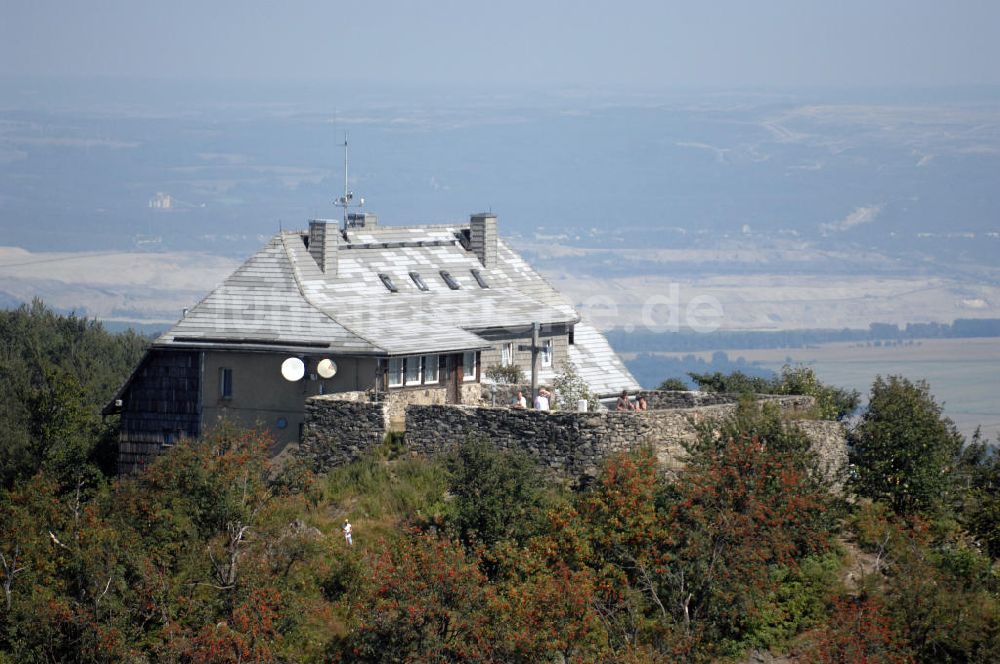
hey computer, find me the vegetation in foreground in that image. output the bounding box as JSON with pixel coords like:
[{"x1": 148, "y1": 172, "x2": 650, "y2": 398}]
[{"x1": 1, "y1": 304, "x2": 1000, "y2": 662}]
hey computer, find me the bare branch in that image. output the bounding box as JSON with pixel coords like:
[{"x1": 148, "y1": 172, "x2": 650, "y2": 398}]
[
  {"x1": 48, "y1": 530, "x2": 69, "y2": 550},
  {"x1": 1, "y1": 546, "x2": 26, "y2": 610},
  {"x1": 96, "y1": 574, "x2": 113, "y2": 608}
]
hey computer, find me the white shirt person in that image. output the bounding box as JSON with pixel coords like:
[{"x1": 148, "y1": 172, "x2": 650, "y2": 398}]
[
  {"x1": 343, "y1": 519, "x2": 353, "y2": 546},
  {"x1": 534, "y1": 388, "x2": 551, "y2": 411}
]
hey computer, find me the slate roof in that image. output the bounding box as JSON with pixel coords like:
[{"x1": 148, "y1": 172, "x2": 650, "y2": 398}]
[
  {"x1": 155, "y1": 219, "x2": 638, "y2": 393},
  {"x1": 158, "y1": 222, "x2": 577, "y2": 355},
  {"x1": 568, "y1": 322, "x2": 642, "y2": 396},
  {"x1": 157, "y1": 236, "x2": 377, "y2": 353}
]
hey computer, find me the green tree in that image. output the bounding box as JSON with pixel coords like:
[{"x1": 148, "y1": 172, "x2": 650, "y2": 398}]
[
  {"x1": 0, "y1": 423, "x2": 332, "y2": 663},
  {"x1": 551, "y1": 361, "x2": 599, "y2": 411},
  {"x1": 26, "y1": 365, "x2": 102, "y2": 487},
  {"x1": 687, "y1": 370, "x2": 772, "y2": 394},
  {"x1": 849, "y1": 503, "x2": 1000, "y2": 663},
  {"x1": 0, "y1": 300, "x2": 147, "y2": 487},
  {"x1": 657, "y1": 377, "x2": 689, "y2": 391},
  {"x1": 444, "y1": 439, "x2": 547, "y2": 551},
  {"x1": 688, "y1": 366, "x2": 859, "y2": 420},
  {"x1": 850, "y1": 376, "x2": 964, "y2": 515},
  {"x1": 772, "y1": 365, "x2": 860, "y2": 421},
  {"x1": 955, "y1": 433, "x2": 1000, "y2": 559},
  {"x1": 483, "y1": 363, "x2": 524, "y2": 384}
]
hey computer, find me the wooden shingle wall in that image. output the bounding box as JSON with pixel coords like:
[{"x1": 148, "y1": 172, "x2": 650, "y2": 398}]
[{"x1": 118, "y1": 350, "x2": 201, "y2": 473}]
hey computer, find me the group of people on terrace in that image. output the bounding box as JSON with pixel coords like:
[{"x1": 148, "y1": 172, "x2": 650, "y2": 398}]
[
  {"x1": 511, "y1": 388, "x2": 553, "y2": 411},
  {"x1": 616, "y1": 390, "x2": 647, "y2": 411}
]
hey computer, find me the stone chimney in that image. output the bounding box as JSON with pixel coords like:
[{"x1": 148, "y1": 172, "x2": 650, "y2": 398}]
[
  {"x1": 308, "y1": 219, "x2": 339, "y2": 274},
  {"x1": 469, "y1": 213, "x2": 497, "y2": 268}
]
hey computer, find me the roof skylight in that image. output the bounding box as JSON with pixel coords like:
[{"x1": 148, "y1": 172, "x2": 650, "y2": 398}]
[
  {"x1": 378, "y1": 273, "x2": 398, "y2": 293},
  {"x1": 471, "y1": 269, "x2": 490, "y2": 289},
  {"x1": 410, "y1": 271, "x2": 429, "y2": 291},
  {"x1": 440, "y1": 270, "x2": 461, "y2": 290}
]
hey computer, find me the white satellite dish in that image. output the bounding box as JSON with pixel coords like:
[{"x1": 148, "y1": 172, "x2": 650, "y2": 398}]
[
  {"x1": 317, "y1": 358, "x2": 338, "y2": 379},
  {"x1": 281, "y1": 357, "x2": 305, "y2": 382}
]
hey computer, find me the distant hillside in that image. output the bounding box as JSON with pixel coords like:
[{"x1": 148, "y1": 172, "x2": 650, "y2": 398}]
[{"x1": 607, "y1": 318, "x2": 1000, "y2": 354}]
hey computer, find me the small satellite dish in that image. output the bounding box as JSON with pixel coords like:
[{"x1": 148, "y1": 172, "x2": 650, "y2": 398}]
[
  {"x1": 281, "y1": 357, "x2": 305, "y2": 382},
  {"x1": 317, "y1": 358, "x2": 337, "y2": 379}
]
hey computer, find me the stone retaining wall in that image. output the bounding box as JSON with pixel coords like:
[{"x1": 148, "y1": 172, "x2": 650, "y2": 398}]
[
  {"x1": 299, "y1": 390, "x2": 845, "y2": 485},
  {"x1": 298, "y1": 393, "x2": 387, "y2": 470},
  {"x1": 403, "y1": 394, "x2": 827, "y2": 483},
  {"x1": 792, "y1": 419, "x2": 850, "y2": 487},
  {"x1": 474, "y1": 386, "x2": 785, "y2": 412},
  {"x1": 480, "y1": 383, "x2": 532, "y2": 408},
  {"x1": 636, "y1": 390, "x2": 746, "y2": 410}
]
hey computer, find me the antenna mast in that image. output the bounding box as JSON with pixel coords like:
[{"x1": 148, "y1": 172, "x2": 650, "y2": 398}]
[{"x1": 334, "y1": 133, "x2": 364, "y2": 230}]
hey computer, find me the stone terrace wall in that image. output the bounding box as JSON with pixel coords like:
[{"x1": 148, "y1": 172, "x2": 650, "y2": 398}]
[
  {"x1": 380, "y1": 384, "x2": 485, "y2": 431},
  {"x1": 636, "y1": 390, "x2": 742, "y2": 410},
  {"x1": 298, "y1": 393, "x2": 387, "y2": 471},
  {"x1": 482, "y1": 387, "x2": 786, "y2": 412},
  {"x1": 298, "y1": 391, "x2": 846, "y2": 485},
  {"x1": 793, "y1": 419, "x2": 850, "y2": 488},
  {"x1": 404, "y1": 395, "x2": 825, "y2": 483},
  {"x1": 480, "y1": 383, "x2": 530, "y2": 408}
]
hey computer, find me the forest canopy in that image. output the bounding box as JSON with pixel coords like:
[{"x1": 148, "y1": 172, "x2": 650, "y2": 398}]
[{"x1": 1, "y1": 304, "x2": 998, "y2": 662}]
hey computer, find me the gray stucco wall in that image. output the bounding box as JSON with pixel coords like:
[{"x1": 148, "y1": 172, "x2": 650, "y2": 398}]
[{"x1": 201, "y1": 351, "x2": 378, "y2": 447}]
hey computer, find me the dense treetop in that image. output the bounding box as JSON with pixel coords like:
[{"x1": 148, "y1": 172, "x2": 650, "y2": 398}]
[{"x1": 0, "y1": 300, "x2": 148, "y2": 487}]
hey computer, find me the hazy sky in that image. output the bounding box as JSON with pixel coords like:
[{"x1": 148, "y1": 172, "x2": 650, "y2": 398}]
[{"x1": 2, "y1": 0, "x2": 999, "y2": 89}]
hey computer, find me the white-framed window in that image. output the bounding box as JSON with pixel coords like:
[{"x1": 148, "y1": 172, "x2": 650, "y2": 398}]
[
  {"x1": 423, "y1": 355, "x2": 439, "y2": 384},
  {"x1": 219, "y1": 367, "x2": 233, "y2": 399},
  {"x1": 388, "y1": 357, "x2": 404, "y2": 387},
  {"x1": 541, "y1": 339, "x2": 553, "y2": 368},
  {"x1": 405, "y1": 355, "x2": 422, "y2": 385},
  {"x1": 500, "y1": 342, "x2": 514, "y2": 367},
  {"x1": 463, "y1": 351, "x2": 478, "y2": 382}
]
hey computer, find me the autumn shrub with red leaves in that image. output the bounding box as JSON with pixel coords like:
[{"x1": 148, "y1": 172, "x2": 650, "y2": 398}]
[
  {"x1": 807, "y1": 595, "x2": 914, "y2": 664},
  {"x1": 333, "y1": 533, "x2": 496, "y2": 663},
  {"x1": 667, "y1": 431, "x2": 834, "y2": 639}
]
